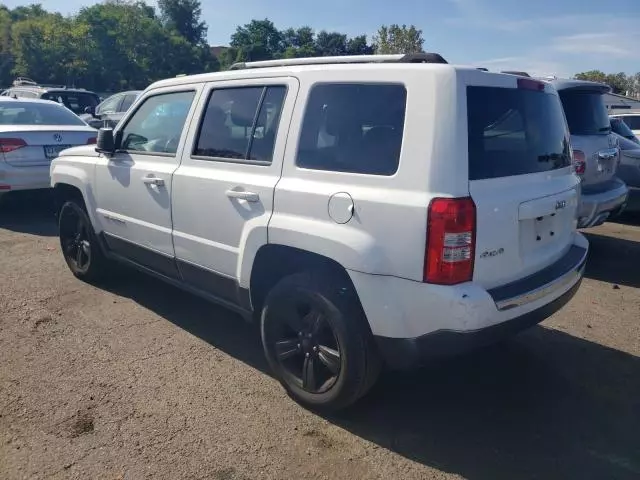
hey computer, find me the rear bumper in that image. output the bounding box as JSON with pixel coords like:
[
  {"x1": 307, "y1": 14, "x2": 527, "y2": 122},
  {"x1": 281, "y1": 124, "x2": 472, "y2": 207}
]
[
  {"x1": 375, "y1": 279, "x2": 582, "y2": 368},
  {"x1": 577, "y1": 178, "x2": 628, "y2": 228},
  {"x1": 0, "y1": 162, "x2": 51, "y2": 193},
  {"x1": 349, "y1": 234, "x2": 588, "y2": 370}
]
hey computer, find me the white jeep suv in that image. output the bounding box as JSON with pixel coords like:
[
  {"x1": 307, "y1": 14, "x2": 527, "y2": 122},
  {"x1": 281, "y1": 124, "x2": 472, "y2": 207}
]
[{"x1": 50, "y1": 54, "x2": 588, "y2": 410}]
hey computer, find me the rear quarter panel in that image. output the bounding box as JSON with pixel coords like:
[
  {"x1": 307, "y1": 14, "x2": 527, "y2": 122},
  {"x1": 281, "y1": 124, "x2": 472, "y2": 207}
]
[{"x1": 269, "y1": 66, "x2": 468, "y2": 282}]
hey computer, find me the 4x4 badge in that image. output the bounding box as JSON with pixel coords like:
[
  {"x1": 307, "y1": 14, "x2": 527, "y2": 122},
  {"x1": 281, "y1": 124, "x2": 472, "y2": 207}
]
[{"x1": 555, "y1": 200, "x2": 567, "y2": 210}]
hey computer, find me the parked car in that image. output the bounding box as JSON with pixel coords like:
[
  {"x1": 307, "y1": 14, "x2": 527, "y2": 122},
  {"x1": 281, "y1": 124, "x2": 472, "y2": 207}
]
[
  {"x1": 610, "y1": 110, "x2": 640, "y2": 138},
  {"x1": 610, "y1": 116, "x2": 640, "y2": 144},
  {"x1": 79, "y1": 90, "x2": 142, "y2": 129},
  {"x1": 1, "y1": 80, "x2": 101, "y2": 116},
  {"x1": 0, "y1": 97, "x2": 97, "y2": 199},
  {"x1": 613, "y1": 132, "x2": 640, "y2": 212},
  {"x1": 50, "y1": 54, "x2": 588, "y2": 410},
  {"x1": 544, "y1": 78, "x2": 628, "y2": 227}
]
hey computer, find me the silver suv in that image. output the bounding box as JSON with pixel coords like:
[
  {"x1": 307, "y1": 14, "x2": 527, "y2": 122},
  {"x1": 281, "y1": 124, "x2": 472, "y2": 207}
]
[{"x1": 547, "y1": 78, "x2": 628, "y2": 227}]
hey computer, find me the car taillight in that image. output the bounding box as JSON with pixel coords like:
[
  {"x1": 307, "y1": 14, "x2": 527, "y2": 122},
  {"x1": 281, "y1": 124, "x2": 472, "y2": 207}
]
[
  {"x1": 424, "y1": 197, "x2": 476, "y2": 285},
  {"x1": 0, "y1": 138, "x2": 27, "y2": 153},
  {"x1": 86, "y1": 137, "x2": 97, "y2": 145},
  {"x1": 572, "y1": 150, "x2": 586, "y2": 176}
]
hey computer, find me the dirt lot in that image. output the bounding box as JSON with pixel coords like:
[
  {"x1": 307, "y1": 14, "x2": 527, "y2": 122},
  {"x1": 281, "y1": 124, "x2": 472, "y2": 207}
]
[{"x1": 1, "y1": 193, "x2": 639, "y2": 480}]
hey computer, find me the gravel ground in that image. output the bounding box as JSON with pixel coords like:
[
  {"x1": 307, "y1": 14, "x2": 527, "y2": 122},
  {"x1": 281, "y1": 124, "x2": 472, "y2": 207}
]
[{"x1": 1, "y1": 193, "x2": 639, "y2": 480}]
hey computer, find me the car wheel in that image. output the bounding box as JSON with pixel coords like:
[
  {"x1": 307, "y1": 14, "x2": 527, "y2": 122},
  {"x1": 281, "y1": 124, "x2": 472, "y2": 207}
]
[
  {"x1": 58, "y1": 200, "x2": 110, "y2": 282},
  {"x1": 261, "y1": 271, "x2": 381, "y2": 411}
]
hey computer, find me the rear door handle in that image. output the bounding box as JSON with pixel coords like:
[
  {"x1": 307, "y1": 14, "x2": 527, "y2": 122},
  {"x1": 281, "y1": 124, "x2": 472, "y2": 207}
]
[
  {"x1": 142, "y1": 175, "x2": 165, "y2": 187},
  {"x1": 225, "y1": 189, "x2": 260, "y2": 202}
]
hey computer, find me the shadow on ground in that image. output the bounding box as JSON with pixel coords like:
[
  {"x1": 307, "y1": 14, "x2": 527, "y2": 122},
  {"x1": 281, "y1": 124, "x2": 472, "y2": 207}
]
[
  {"x1": 0, "y1": 191, "x2": 57, "y2": 236},
  {"x1": 583, "y1": 231, "x2": 640, "y2": 288},
  {"x1": 104, "y1": 269, "x2": 640, "y2": 480}
]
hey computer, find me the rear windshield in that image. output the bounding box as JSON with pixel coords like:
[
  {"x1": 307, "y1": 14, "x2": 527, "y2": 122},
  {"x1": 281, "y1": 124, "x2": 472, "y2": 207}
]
[
  {"x1": 610, "y1": 117, "x2": 636, "y2": 138},
  {"x1": 558, "y1": 90, "x2": 610, "y2": 135},
  {"x1": 41, "y1": 92, "x2": 99, "y2": 115},
  {"x1": 0, "y1": 102, "x2": 87, "y2": 126},
  {"x1": 619, "y1": 115, "x2": 640, "y2": 130},
  {"x1": 467, "y1": 86, "x2": 571, "y2": 180}
]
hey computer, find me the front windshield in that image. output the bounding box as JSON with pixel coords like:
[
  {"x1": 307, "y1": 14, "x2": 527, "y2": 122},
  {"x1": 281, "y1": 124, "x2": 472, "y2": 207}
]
[{"x1": 0, "y1": 102, "x2": 87, "y2": 126}]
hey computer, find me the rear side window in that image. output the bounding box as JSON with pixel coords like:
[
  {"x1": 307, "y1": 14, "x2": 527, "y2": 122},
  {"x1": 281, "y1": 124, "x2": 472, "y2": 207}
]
[
  {"x1": 297, "y1": 83, "x2": 406, "y2": 176},
  {"x1": 193, "y1": 86, "x2": 287, "y2": 164},
  {"x1": 611, "y1": 117, "x2": 636, "y2": 138},
  {"x1": 467, "y1": 86, "x2": 571, "y2": 180},
  {"x1": 620, "y1": 115, "x2": 640, "y2": 130},
  {"x1": 558, "y1": 90, "x2": 610, "y2": 135}
]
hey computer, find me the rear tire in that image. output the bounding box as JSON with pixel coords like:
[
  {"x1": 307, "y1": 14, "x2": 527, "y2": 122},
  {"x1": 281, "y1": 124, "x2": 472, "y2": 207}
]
[
  {"x1": 261, "y1": 271, "x2": 381, "y2": 411},
  {"x1": 58, "y1": 200, "x2": 111, "y2": 283}
]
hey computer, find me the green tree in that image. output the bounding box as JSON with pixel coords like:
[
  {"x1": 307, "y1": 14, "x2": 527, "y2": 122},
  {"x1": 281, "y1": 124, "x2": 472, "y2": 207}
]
[
  {"x1": 157, "y1": 0, "x2": 207, "y2": 45},
  {"x1": 315, "y1": 31, "x2": 347, "y2": 56},
  {"x1": 346, "y1": 35, "x2": 374, "y2": 56},
  {"x1": 0, "y1": 6, "x2": 13, "y2": 85},
  {"x1": 574, "y1": 70, "x2": 608, "y2": 83},
  {"x1": 373, "y1": 24, "x2": 424, "y2": 54},
  {"x1": 230, "y1": 19, "x2": 283, "y2": 61}
]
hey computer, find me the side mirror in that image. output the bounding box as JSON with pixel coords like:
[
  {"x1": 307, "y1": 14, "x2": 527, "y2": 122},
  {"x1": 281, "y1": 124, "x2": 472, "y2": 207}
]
[
  {"x1": 96, "y1": 128, "x2": 115, "y2": 153},
  {"x1": 84, "y1": 106, "x2": 96, "y2": 117}
]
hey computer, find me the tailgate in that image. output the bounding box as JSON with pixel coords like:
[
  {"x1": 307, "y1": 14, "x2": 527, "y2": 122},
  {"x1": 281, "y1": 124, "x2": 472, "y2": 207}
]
[{"x1": 465, "y1": 77, "x2": 580, "y2": 289}]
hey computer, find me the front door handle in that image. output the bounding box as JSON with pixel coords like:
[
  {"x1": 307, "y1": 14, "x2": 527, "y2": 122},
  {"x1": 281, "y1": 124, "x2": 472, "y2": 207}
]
[
  {"x1": 142, "y1": 175, "x2": 165, "y2": 187},
  {"x1": 225, "y1": 189, "x2": 260, "y2": 202}
]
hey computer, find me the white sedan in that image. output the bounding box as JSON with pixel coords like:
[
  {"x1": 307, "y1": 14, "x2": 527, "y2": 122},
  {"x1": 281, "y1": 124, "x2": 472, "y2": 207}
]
[{"x1": 0, "y1": 97, "x2": 97, "y2": 198}]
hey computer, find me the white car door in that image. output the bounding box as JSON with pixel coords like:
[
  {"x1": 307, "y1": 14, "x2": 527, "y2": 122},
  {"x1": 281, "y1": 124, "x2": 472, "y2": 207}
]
[
  {"x1": 171, "y1": 77, "x2": 298, "y2": 307},
  {"x1": 94, "y1": 86, "x2": 201, "y2": 278}
]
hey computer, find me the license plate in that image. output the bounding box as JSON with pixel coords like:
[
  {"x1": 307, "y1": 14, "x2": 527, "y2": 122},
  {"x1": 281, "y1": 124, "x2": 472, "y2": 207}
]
[{"x1": 44, "y1": 145, "x2": 72, "y2": 159}]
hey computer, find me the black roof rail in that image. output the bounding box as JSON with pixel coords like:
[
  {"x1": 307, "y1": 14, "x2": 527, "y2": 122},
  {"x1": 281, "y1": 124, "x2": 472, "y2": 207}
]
[
  {"x1": 501, "y1": 70, "x2": 531, "y2": 77},
  {"x1": 230, "y1": 53, "x2": 448, "y2": 70}
]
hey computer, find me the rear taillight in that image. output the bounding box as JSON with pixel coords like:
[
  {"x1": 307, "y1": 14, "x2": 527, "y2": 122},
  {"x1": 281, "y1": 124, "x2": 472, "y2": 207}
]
[
  {"x1": 572, "y1": 150, "x2": 586, "y2": 176},
  {"x1": 424, "y1": 197, "x2": 476, "y2": 285},
  {"x1": 86, "y1": 137, "x2": 97, "y2": 145},
  {"x1": 0, "y1": 138, "x2": 27, "y2": 153}
]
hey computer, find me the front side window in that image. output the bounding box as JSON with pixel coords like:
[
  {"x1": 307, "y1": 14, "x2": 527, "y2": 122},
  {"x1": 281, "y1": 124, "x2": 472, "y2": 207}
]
[
  {"x1": 296, "y1": 83, "x2": 406, "y2": 176},
  {"x1": 193, "y1": 85, "x2": 287, "y2": 163},
  {"x1": 120, "y1": 91, "x2": 195, "y2": 155}
]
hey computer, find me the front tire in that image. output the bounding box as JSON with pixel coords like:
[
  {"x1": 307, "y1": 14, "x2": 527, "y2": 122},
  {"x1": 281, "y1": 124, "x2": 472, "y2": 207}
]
[
  {"x1": 261, "y1": 271, "x2": 381, "y2": 411},
  {"x1": 58, "y1": 200, "x2": 110, "y2": 283}
]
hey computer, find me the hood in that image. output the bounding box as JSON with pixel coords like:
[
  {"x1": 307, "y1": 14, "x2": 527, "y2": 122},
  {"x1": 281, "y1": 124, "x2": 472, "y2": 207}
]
[{"x1": 59, "y1": 145, "x2": 101, "y2": 158}]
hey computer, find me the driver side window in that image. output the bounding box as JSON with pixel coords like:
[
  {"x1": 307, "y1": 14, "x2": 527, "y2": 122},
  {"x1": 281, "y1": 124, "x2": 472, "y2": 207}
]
[{"x1": 120, "y1": 90, "x2": 195, "y2": 155}]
